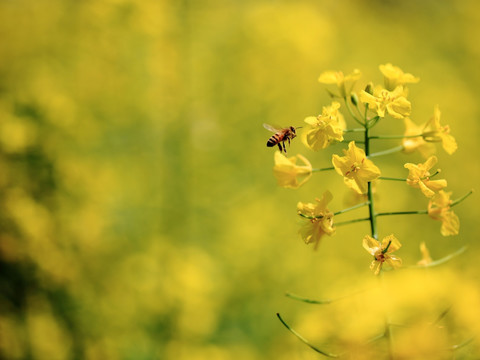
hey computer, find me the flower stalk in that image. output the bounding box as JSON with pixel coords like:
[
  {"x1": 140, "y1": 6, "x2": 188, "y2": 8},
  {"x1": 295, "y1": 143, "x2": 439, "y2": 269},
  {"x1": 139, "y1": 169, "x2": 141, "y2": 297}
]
[{"x1": 271, "y1": 64, "x2": 473, "y2": 357}]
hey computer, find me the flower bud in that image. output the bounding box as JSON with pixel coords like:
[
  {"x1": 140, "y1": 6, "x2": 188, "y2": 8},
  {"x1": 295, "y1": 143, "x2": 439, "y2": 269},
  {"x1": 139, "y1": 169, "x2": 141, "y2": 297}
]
[
  {"x1": 350, "y1": 92, "x2": 359, "y2": 106},
  {"x1": 364, "y1": 82, "x2": 373, "y2": 95}
]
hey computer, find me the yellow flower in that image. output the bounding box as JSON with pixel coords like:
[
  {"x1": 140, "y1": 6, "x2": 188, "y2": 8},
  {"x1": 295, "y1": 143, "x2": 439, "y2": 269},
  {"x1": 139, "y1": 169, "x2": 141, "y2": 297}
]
[
  {"x1": 332, "y1": 141, "x2": 381, "y2": 194},
  {"x1": 273, "y1": 152, "x2": 312, "y2": 189},
  {"x1": 404, "y1": 156, "x2": 447, "y2": 198},
  {"x1": 417, "y1": 242, "x2": 433, "y2": 266},
  {"x1": 297, "y1": 191, "x2": 335, "y2": 249},
  {"x1": 359, "y1": 85, "x2": 411, "y2": 119},
  {"x1": 422, "y1": 106, "x2": 457, "y2": 155},
  {"x1": 379, "y1": 63, "x2": 419, "y2": 91},
  {"x1": 402, "y1": 118, "x2": 436, "y2": 158},
  {"x1": 318, "y1": 69, "x2": 361, "y2": 97},
  {"x1": 363, "y1": 234, "x2": 402, "y2": 275},
  {"x1": 428, "y1": 190, "x2": 460, "y2": 236},
  {"x1": 302, "y1": 101, "x2": 346, "y2": 150}
]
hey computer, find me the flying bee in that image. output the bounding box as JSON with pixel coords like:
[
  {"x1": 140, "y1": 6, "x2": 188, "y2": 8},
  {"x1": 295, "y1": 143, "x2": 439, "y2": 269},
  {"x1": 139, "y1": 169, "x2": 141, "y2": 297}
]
[{"x1": 263, "y1": 123, "x2": 302, "y2": 154}]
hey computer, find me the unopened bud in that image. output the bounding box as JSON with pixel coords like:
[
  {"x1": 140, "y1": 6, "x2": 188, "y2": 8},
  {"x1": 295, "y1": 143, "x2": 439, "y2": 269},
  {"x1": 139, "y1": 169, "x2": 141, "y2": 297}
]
[
  {"x1": 364, "y1": 83, "x2": 373, "y2": 95},
  {"x1": 350, "y1": 93, "x2": 359, "y2": 106}
]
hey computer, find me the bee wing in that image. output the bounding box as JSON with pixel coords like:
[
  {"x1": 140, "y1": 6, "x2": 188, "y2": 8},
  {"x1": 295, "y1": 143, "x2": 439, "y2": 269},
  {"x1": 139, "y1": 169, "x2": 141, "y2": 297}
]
[{"x1": 263, "y1": 123, "x2": 281, "y2": 133}]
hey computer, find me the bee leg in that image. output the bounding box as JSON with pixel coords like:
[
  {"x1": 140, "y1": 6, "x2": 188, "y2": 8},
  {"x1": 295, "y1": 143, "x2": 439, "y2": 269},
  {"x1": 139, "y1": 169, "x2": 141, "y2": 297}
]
[
  {"x1": 277, "y1": 143, "x2": 282, "y2": 152},
  {"x1": 282, "y1": 141, "x2": 287, "y2": 153}
]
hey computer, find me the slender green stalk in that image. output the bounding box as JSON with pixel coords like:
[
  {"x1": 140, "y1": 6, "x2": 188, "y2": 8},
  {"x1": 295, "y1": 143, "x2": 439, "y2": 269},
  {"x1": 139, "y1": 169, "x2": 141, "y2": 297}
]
[
  {"x1": 335, "y1": 217, "x2": 370, "y2": 227},
  {"x1": 286, "y1": 289, "x2": 365, "y2": 305},
  {"x1": 364, "y1": 125, "x2": 378, "y2": 240},
  {"x1": 334, "y1": 202, "x2": 369, "y2": 216},
  {"x1": 300, "y1": 202, "x2": 368, "y2": 221},
  {"x1": 451, "y1": 189, "x2": 474, "y2": 207},
  {"x1": 298, "y1": 213, "x2": 323, "y2": 220},
  {"x1": 377, "y1": 210, "x2": 428, "y2": 217},
  {"x1": 379, "y1": 176, "x2": 406, "y2": 182},
  {"x1": 370, "y1": 134, "x2": 423, "y2": 140},
  {"x1": 285, "y1": 293, "x2": 332, "y2": 304},
  {"x1": 379, "y1": 171, "x2": 441, "y2": 182},
  {"x1": 368, "y1": 145, "x2": 404, "y2": 158},
  {"x1": 276, "y1": 313, "x2": 340, "y2": 358},
  {"x1": 407, "y1": 246, "x2": 467, "y2": 269},
  {"x1": 344, "y1": 97, "x2": 364, "y2": 126},
  {"x1": 312, "y1": 166, "x2": 335, "y2": 172},
  {"x1": 342, "y1": 139, "x2": 365, "y2": 144},
  {"x1": 449, "y1": 337, "x2": 474, "y2": 351},
  {"x1": 367, "y1": 116, "x2": 380, "y2": 129}
]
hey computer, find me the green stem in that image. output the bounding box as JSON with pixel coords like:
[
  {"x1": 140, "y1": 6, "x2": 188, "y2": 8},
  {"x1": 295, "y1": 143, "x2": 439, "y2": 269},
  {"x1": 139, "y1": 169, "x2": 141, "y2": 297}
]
[
  {"x1": 368, "y1": 145, "x2": 404, "y2": 158},
  {"x1": 344, "y1": 97, "x2": 364, "y2": 126},
  {"x1": 300, "y1": 202, "x2": 368, "y2": 221},
  {"x1": 377, "y1": 210, "x2": 428, "y2": 217},
  {"x1": 449, "y1": 337, "x2": 474, "y2": 351},
  {"x1": 364, "y1": 126, "x2": 378, "y2": 240},
  {"x1": 334, "y1": 201, "x2": 369, "y2": 216},
  {"x1": 379, "y1": 171, "x2": 441, "y2": 182},
  {"x1": 285, "y1": 293, "x2": 332, "y2": 304},
  {"x1": 379, "y1": 176, "x2": 406, "y2": 182},
  {"x1": 408, "y1": 246, "x2": 467, "y2": 269},
  {"x1": 335, "y1": 217, "x2": 370, "y2": 227},
  {"x1": 312, "y1": 166, "x2": 335, "y2": 172},
  {"x1": 367, "y1": 116, "x2": 381, "y2": 129},
  {"x1": 276, "y1": 313, "x2": 340, "y2": 358},
  {"x1": 370, "y1": 134, "x2": 423, "y2": 140},
  {"x1": 298, "y1": 213, "x2": 323, "y2": 220},
  {"x1": 451, "y1": 189, "x2": 474, "y2": 207},
  {"x1": 285, "y1": 290, "x2": 365, "y2": 305}
]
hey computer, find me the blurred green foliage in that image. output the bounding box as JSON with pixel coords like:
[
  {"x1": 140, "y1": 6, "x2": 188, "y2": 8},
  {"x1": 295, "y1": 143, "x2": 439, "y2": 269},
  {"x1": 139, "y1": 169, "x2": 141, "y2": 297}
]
[{"x1": 0, "y1": 0, "x2": 479, "y2": 359}]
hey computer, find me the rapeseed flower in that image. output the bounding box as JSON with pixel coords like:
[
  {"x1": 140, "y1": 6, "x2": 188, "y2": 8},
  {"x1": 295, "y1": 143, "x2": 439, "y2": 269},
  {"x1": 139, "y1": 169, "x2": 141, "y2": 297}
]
[
  {"x1": 402, "y1": 118, "x2": 435, "y2": 158},
  {"x1": 332, "y1": 141, "x2": 380, "y2": 194},
  {"x1": 363, "y1": 234, "x2": 402, "y2": 275},
  {"x1": 404, "y1": 156, "x2": 447, "y2": 198},
  {"x1": 422, "y1": 106, "x2": 457, "y2": 154},
  {"x1": 360, "y1": 85, "x2": 411, "y2": 119},
  {"x1": 379, "y1": 63, "x2": 419, "y2": 91},
  {"x1": 428, "y1": 190, "x2": 460, "y2": 236},
  {"x1": 318, "y1": 69, "x2": 361, "y2": 98},
  {"x1": 417, "y1": 242, "x2": 433, "y2": 266},
  {"x1": 297, "y1": 191, "x2": 335, "y2": 249},
  {"x1": 273, "y1": 152, "x2": 312, "y2": 189},
  {"x1": 302, "y1": 101, "x2": 346, "y2": 150}
]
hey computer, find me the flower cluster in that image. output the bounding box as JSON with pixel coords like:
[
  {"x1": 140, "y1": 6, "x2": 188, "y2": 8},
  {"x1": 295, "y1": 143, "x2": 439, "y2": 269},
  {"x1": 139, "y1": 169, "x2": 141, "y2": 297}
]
[{"x1": 269, "y1": 64, "x2": 470, "y2": 275}]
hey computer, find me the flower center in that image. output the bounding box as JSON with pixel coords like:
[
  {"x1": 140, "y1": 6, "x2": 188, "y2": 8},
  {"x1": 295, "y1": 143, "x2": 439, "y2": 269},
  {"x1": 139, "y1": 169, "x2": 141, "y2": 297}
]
[{"x1": 374, "y1": 250, "x2": 386, "y2": 263}]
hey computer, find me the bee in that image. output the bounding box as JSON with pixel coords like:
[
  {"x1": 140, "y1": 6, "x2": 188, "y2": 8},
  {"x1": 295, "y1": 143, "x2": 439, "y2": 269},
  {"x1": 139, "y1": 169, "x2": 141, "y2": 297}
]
[{"x1": 263, "y1": 123, "x2": 301, "y2": 154}]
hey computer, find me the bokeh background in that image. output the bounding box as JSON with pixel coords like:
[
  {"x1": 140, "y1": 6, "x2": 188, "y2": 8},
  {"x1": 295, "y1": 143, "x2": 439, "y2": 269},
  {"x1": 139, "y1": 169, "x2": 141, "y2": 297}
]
[{"x1": 0, "y1": 0, "x2": 479, "y2": 359}]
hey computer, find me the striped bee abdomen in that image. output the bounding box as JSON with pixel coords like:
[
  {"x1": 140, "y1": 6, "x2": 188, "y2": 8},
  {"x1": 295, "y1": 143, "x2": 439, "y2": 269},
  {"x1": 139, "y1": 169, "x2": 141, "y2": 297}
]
[{"x1": 267, "y1": 134, "x2": 282, "y2": 147}]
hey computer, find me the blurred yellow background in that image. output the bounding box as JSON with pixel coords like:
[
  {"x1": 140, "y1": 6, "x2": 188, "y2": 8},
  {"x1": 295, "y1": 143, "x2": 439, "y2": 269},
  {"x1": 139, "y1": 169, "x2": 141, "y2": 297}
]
[{"x1": 0, "y1": 0, "x2": 479, "y2": 359}]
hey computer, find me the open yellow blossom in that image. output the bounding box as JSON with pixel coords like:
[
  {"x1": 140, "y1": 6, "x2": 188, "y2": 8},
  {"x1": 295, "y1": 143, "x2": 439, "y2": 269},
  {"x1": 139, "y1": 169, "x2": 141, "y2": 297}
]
[
  {"x1": 332, "y1": 141, "x2": 381, "y2": 194},
  {"x1": 379, "y1": 63, "x2": 420, "y2": 91},
  {"x1": 273, "y1": 152, "x2": 312, "y2": 189},
  {"x1": 428, "y1": 190, "x2": 460, "y2": 236},
  {"x1": 302, "y1": 101, "x2": 346, "y2": 151},
  {"x1": 318, "y1": 69, "x2": 361, "y2": 97},
  {"x1": 422, "y1": 106, "x2": 457, "y2": 154},
  {"x1": 404, "y1": 156, "x2": 447, "y2": 198},
  {"x1": 297, "y1": 191, "x2": 335, "y2": 250},
  {"x1": 360, "y1": 85, "x2": 411, "y2": 119},
  {"x1": 417, "y1": 242, "x2": 433, "y2": 266},
  {"x1": 363, "y1": 234, "x2": 402, "y2": 275},
  {"x1": 402, "y1": 118, "x2": 435, "y2": 158}
]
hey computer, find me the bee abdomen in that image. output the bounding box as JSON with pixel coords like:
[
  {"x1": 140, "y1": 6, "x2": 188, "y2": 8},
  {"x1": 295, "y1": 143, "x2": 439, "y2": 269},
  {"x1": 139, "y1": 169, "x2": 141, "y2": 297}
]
[{"x1": 267, "y1": 135, "x2": 281, "y2": 147}]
